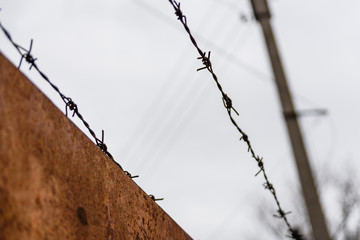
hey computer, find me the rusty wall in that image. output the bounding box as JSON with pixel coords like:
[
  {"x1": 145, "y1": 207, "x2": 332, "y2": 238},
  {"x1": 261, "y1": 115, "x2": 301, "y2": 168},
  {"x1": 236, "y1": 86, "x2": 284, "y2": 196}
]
[{"x1": 0, "y1": 53, "x2": 192, "y2": 240}]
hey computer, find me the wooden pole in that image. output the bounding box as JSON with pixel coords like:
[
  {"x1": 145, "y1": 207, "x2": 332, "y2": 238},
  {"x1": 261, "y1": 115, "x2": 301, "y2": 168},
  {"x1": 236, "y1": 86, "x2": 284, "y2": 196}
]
[{"x1": 250, "y1": 1, "x2": 331, "y2": 239}]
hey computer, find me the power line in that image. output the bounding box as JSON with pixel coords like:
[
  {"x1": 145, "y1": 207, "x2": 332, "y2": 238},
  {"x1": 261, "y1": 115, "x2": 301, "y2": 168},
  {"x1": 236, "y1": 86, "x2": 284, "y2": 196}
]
[
  {"x1": 121, "y1": 0, "x2": 217, "y2": 170},
  {"x1": 129, "y1": 2, "x2": 254, "y2": 179},
  {"x1": 137, "y1": 25, "x2": 256, "y2": 180},
  {"x1": 132, "y1": 0, "x2": 324, "y2": 113}
]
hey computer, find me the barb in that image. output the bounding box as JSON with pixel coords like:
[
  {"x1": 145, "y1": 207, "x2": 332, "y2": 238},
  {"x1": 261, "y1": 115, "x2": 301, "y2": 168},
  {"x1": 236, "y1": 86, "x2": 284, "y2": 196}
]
[
  {"x1": 18, "y1": 39, "x2": 37, "y2": 69},
  {"x1": 149, "y1": 194, "x2": 164, "y2": 202},
  {"x1": 168, "y1": 1, "x2": 302, "y2": 238},
  {"x1": 0, "y1": 19, "x2": 138, "y2": 177},
  {"x1": 124, "y1": 171, "x2": 139, "y2": 179},
  {"x1": 287, "y1": 228, "x2": 306, "y2": 240}
]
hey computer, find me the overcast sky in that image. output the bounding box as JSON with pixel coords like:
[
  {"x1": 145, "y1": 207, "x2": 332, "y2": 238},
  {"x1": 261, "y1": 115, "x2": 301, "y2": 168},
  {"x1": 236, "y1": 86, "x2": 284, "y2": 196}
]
[{"x1": 1, "y1": 0, "x2": 360, "y2": 239}]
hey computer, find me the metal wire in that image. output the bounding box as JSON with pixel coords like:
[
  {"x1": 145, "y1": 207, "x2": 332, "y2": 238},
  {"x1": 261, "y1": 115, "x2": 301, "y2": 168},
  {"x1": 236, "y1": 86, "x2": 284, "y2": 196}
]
[
  {"x1": 167, "y1": 1, "x2": 304, "y2": 239},
  {"x1": 0, "y1": 20, "x2": 129, "y2": 174}
]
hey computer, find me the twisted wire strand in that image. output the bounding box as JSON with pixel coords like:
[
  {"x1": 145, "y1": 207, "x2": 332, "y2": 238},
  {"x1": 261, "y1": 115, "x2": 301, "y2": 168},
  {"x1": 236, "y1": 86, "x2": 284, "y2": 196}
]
[{"x1": 168, "y1": 1, "x2": 304, "y2": 239}]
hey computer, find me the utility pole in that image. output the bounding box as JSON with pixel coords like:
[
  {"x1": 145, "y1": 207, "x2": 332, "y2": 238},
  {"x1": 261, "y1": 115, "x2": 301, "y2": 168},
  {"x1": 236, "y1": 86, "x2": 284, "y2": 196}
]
[{"x1": 250, "y1": 1, "x2": 331, "y2": 240}]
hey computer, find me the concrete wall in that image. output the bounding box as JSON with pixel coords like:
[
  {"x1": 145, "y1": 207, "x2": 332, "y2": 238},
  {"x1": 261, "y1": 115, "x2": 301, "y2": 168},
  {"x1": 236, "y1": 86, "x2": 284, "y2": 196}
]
[{"x1": 0, "y1": 53, "x2": 192, "y2": 240}]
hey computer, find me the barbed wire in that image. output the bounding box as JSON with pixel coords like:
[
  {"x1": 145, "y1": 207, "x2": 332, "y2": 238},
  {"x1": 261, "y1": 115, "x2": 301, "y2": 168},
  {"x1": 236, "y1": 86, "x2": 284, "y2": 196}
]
[
  {"x1": 167, "y1": 1, "x2": 304, "y2": 239},
  {"x1": 0, "y1": 20, "x2": 133, "y2": 176}
]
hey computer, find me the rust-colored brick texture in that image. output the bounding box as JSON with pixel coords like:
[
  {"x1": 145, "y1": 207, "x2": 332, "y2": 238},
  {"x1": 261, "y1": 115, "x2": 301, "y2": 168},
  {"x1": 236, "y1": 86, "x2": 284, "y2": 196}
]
[{"x1": 0, "y1": 53, "x2": 192, "y2": 240}]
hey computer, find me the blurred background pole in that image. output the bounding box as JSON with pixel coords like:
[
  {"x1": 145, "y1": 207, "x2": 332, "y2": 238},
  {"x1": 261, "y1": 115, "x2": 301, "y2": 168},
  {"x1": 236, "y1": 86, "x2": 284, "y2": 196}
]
[{"x1": 249, "y1": 0, "x2": 331, "y2": 239}]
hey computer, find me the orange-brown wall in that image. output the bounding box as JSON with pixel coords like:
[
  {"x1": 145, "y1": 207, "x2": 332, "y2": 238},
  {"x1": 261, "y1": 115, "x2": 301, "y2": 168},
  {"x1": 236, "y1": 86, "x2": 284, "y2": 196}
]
[{"x1": 0, "y1": 53, "x2": 192, "y2": 240}]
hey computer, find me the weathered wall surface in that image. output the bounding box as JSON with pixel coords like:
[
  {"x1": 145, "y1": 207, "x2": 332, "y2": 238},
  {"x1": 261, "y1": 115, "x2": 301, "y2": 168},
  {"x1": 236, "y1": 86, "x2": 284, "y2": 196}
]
[{"x1": 0, "y1": 53, "x2": 192, "y2": 240}]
